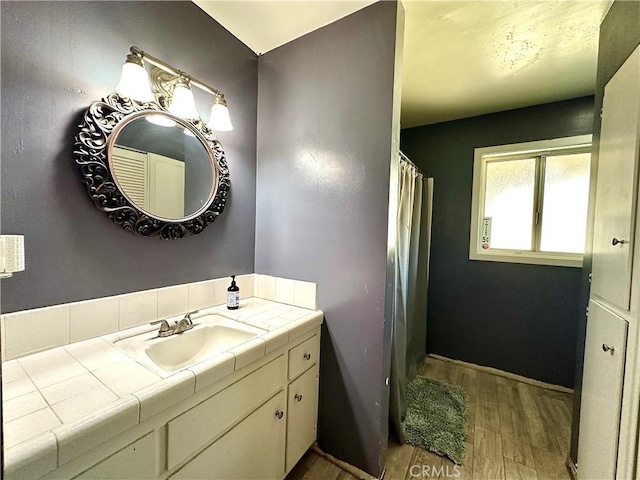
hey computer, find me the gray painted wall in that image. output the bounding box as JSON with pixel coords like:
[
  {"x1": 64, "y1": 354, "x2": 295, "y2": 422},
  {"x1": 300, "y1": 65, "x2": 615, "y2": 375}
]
[
  {"x1": 255, "y1": 2, "x2": 402, "y2": 476},
  {"x1": 401, "y1": 96, "x2": 595, "y2": 388},
  {"x1": 1, "y1": 1, "x2": 258, "y2": 313},
  {"x1": 570, "y1": 0, "x2": 640, "y2": 463}
]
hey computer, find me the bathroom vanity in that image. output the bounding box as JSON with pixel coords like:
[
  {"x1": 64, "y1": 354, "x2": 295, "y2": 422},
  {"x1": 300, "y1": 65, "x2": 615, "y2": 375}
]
[{"x1": 3, "y1": 298, "x2": 322, "y2": 480}]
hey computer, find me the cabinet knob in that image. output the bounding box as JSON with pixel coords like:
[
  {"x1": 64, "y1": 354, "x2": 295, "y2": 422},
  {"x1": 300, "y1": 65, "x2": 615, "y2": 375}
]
[
  {"x1": 275, "y1": 410, "x2": 284, "y2": 419},
  {"x1": 602, "y1": 344, "x2": 615, "y2": 355},
  {"x1": 295, "y1": 394, "x2": 303, "y2": 402},
  {"x1": 303, "y1": 353, "x2": 312, "y2": 361},
  {"x1": 612, "y1": 238, "x2": 626, "y2": 246}
]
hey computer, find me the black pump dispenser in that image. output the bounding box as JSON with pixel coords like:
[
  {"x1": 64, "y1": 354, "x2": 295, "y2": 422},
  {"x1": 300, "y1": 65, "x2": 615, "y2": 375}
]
[{"x1": 227, "y1": 275, "x2": 239, "y2": 310}]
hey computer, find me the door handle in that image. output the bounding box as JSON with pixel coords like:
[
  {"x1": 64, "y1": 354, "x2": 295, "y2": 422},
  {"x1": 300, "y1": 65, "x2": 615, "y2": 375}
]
[
  {"x1": 612, "y1": 238, "x2": 626, "y2": 246},
  {"x1": 602, "y1": 344, "x2": 615, "y2": 355}
]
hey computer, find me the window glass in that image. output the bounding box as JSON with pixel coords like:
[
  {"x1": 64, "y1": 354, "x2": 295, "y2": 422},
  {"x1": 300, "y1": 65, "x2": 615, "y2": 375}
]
[
  {"x1": 484, "y1": 158, "x2": 536, "y2": 250},
  {"x1": 540, "y1": 153, "x2": 591, "y2": 253}
]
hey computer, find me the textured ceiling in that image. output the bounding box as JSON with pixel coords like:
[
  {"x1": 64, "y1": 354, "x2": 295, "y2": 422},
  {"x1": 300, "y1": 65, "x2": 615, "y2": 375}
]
[
  {"x1": 194, "y1": 0, "x2": 613, "y2": 127},
  {"x1": 401, "y1": 0, "x2": 612, "y2": 127}
]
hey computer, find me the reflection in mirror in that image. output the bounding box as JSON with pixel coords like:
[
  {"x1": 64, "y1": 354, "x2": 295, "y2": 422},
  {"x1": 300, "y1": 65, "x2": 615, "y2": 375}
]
[{"x1": 110, "y1": 114, "x2": 214, "y2": 220}]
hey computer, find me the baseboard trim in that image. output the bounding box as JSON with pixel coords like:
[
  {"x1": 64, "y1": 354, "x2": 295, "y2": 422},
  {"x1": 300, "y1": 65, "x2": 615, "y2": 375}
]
[
  {"x1": 429, "y1": 354, "x2": 574, "y2": 394},
  {"x1": 566, "y1": 455, "x2": 578, "y2": 480},
  {"x1": 310, "y1": 443, "x2": 378, "y2": 480}
]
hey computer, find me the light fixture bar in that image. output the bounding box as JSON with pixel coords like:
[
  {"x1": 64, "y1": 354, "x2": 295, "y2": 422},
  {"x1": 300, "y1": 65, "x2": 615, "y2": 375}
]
[{"x1": 129, "y1": 46, "x2": 224, "y2": 99}]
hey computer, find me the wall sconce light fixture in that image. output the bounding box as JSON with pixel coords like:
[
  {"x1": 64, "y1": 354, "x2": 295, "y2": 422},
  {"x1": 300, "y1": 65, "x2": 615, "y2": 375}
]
[{"x1": 115, "y1": 46, "x2": 233, "y2": 131}]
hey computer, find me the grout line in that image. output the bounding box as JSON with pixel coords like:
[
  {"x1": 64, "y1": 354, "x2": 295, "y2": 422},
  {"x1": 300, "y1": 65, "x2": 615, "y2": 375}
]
[{"x1": 67, "y1": 306, "x2": 71, "y2": 349}]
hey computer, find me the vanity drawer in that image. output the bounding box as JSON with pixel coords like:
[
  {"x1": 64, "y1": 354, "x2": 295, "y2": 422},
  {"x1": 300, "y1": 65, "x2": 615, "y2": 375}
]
[
  {"x1": 289, "y1": 334, "x2": 319, "y2": 380},
  {"x1": 167, "y1": 354, "x2": 286, "y2": 469}
]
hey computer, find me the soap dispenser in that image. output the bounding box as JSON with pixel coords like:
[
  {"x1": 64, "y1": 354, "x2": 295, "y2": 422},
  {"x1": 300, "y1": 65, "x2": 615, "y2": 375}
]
[{"x1": 227, "y1": 275, "x2": 240, "y2": 310}]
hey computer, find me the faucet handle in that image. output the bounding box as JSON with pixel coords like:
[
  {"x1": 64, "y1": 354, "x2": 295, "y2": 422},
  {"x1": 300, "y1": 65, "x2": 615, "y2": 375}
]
[
  {"x1": 183, "y1": 310, "x2": 200, "y2": 324},
  {"x1": 150, "y1": 319, "x2": 171, "y2": 335}
]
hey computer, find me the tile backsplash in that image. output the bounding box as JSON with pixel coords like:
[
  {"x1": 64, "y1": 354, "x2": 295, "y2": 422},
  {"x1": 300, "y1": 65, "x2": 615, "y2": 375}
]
[
  {"x1": 255, "y1": 275, "x2": 317, "y2": 310},
  {"x1": 2, "y1": 274, "x2": 318, "y2": 361}
]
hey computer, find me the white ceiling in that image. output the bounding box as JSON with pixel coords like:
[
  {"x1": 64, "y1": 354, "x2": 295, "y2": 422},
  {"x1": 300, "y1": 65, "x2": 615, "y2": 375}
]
[
  {"x1": 401, "y1": 0, "x2": 612, "y2": 127},
  {"x1": 194, "y1": 0, "x2": 376, "y2": 55},
  {"x1": 194, "y1": 0, "x2": 613, "y2": 128}
]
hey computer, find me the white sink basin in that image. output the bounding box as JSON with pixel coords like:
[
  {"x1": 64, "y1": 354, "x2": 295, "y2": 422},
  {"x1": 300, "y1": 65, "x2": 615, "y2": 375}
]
[{"x1": 114, "y1": 314, "x2": 266, "y2": 375}]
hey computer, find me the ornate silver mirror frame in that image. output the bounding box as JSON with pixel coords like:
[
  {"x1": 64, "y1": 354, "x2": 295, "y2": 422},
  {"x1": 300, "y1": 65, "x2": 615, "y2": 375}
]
[{"x1": 74, "y1": 94, "x2": 230, "y2": 239}]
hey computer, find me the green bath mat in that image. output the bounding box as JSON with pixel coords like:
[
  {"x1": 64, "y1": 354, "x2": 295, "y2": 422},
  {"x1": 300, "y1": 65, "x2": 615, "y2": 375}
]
[{"x1": 402, "y1": 376, "x2": 469, "y2": 465}]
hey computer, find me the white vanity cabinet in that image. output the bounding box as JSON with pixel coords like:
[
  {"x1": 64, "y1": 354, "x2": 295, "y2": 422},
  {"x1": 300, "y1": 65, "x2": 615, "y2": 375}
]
[
  {"x1": 165, "y1": 331, "x2": 320, "y2": 480},
  {"x1": 39, "y1": 326, "x2": 322, "y2": 480}
]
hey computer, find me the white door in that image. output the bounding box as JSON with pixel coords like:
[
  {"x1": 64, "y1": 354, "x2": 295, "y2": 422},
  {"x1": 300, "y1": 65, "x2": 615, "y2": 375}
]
[
  {"x1": 591, "y1": 45, "x2": 640, "y2": 310},
  {"x1": 147, "y1": 153, "x2": 185, "y2": 219},
  {"x1": 111, "y1": 146, "x2": 149, "y2": 209},
  {"x1": 169, "y1": 391, "x2": 287, "y2": 480},
  {"x1": 286, "y1": 365, "x2": 319, "y2": 473},
  {"x1": 578, "y1": 300, "x2": 628, "y2": 479}
]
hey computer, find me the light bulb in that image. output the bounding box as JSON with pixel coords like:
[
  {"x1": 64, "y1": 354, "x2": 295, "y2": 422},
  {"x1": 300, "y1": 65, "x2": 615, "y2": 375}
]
[
  {"x1": 115, "y1": 55, "x2": 154, "y2": 102},
  {"x1": 168, "y1": 79, "x2": 199, "y2": 119},
  {"x1": 207, "y1": 96, "x2": 233, "y2": 131},
  {"x1": 145, "y1": 115, "x2": 176, "y2": 127}
]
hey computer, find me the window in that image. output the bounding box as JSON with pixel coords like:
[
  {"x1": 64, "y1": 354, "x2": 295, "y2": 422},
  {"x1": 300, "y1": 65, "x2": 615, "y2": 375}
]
[{"x1": 470, "y1": 135, "x2": 592, "y2": 267}]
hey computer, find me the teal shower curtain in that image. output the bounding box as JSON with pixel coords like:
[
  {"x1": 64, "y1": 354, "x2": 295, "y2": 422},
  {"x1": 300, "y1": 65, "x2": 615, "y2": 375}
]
[{"x1": 389, "y1": 153, "x2": 433, "y2": 442}]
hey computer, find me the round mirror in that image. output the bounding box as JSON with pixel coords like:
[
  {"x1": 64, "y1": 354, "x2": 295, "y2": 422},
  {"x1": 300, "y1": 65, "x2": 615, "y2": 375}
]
[
  {"x1": 74, "y1": 94, "x2": 230, "y2": 239},
  {"x1": 108, "y1": 112, "x2": 218, "y2": 221}
]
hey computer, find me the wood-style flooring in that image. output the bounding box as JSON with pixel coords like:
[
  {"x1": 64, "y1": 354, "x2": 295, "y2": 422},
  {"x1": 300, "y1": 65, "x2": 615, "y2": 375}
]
[{"x1": 286, "y1": 356, "x2": 573, "y2": 480}]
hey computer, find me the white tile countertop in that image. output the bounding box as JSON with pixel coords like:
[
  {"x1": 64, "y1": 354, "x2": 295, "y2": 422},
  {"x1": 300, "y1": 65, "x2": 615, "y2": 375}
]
[{"x1": 2, "y1": 298, "x2": 323, "y2": 477}]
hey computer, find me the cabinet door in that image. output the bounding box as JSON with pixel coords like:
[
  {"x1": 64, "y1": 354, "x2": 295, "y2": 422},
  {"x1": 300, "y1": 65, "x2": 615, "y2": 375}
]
[
  {"x1": 578, "y1": 300, "x2": 628, "y2": 479},
  {"x1": 74, "y1": 432, "x2": 156, "y2": 479},
  {"x1": 591, "y1": 45, "x2": 640, "y2": 310},
  {"x1": 170, "y1": 391, "x2": 286, "y2": 480},
  {"x1": 286, "y1": 365, "x2": 319, "y2": 473},
  {"x1": 167, "y1": 355, "x2": 286, "y2": 469}
]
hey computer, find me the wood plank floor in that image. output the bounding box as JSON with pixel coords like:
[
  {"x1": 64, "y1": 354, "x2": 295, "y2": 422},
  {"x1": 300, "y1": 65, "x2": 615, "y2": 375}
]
[{"x1": 287, "y1": 357, "x2": 573, "y2": 480}]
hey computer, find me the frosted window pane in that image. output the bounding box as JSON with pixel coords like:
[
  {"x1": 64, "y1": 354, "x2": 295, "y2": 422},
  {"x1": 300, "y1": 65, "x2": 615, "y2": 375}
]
[
  {"x1": 484, "y1": 158, "x2": 536, "y2": 250},
  {"x1": 540, "y1": 153, "x2": 590, "y2": 253}
]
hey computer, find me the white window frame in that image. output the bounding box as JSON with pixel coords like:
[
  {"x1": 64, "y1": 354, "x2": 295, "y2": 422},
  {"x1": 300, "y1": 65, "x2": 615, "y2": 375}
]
[{"x1": 469, "y1": 135, "x2": 592, "y2": 268}]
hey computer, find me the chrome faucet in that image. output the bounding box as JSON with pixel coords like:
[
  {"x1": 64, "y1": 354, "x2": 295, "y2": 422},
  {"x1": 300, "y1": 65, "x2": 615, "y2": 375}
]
[{"x1": 151, "y1": 310, "x2": 199, "y2": 337}]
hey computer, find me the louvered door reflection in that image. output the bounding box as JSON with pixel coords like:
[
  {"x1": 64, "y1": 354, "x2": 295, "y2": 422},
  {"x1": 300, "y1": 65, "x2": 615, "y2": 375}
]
[{"x1": 111, "y1": 146, "x2": 148, "y2": 209}]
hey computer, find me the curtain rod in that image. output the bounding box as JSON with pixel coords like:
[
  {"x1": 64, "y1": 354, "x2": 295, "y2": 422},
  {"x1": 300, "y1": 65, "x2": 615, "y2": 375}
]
[{"x1": 399, "y1": 151, "x2": 423, "y2": 174}]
